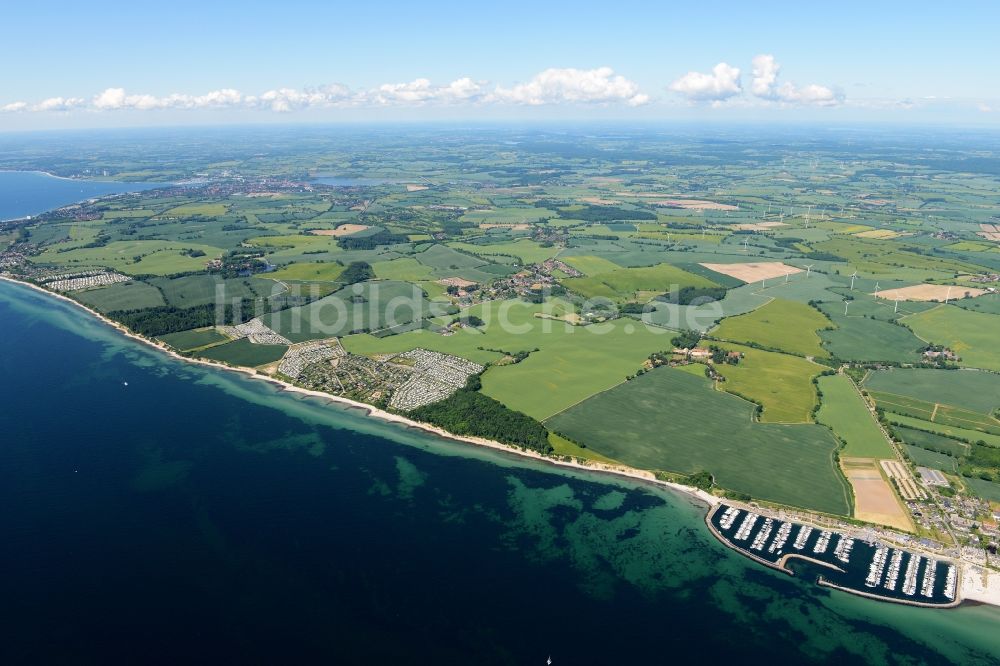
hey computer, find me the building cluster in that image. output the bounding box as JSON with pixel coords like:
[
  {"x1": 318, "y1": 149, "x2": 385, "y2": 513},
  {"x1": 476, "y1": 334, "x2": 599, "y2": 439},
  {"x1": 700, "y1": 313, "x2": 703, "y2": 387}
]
[
  {"x1": 220, "y1": 318, "x2": 291, "y2": 345},
  {"x1": 387, "y1": 349, "x2": 484, "y2": 411},
  {"x1": 44, "y1": 271, "x2": 131, "y2": 292},
  {"x1": 278, "y1": 339, "x2": 345, "y2": 379},
  {"x1": 297, "y1": 353, "x2": 412, "y2": 404}
]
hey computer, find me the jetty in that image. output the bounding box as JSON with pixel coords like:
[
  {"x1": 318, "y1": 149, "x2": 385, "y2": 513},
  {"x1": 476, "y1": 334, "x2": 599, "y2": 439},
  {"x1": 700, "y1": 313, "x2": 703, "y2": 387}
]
[{"x1": 706, "y1": 503, "x2": 962, "y2": 608}]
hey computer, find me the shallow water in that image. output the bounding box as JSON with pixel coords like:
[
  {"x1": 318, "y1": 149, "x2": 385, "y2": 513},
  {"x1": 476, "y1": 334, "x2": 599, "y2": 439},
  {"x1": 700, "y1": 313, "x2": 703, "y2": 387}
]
[{"x1": 0, "y1": 280, "x2": 997, "y2": 664}]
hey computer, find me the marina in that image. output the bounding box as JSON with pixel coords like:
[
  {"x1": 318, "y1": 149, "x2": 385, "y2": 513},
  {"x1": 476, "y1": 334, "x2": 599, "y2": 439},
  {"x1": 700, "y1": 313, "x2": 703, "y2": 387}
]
[{"x1": 707, "y1": 503, "x2": 961, "y2": 608}]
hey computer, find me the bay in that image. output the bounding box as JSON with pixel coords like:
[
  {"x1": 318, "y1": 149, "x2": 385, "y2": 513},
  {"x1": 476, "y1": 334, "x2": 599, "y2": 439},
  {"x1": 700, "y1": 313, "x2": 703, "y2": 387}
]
[{"x1": 0, "y1": 171, "x2": 162, "y2": 221}]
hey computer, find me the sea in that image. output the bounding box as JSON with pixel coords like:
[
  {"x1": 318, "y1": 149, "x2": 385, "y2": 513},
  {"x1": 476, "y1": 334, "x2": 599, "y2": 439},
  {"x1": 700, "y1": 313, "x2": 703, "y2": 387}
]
[
  {"x1": 1, "y1": 282, "x2": 999, "y2": 664},
  {"x1": 0, "y1": 171, "x2": 162, "y2": 221}
]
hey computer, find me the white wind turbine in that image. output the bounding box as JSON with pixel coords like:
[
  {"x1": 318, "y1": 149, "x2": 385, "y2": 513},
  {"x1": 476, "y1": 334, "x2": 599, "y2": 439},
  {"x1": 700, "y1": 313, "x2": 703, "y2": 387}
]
[
  {"x1": 894, "y1": 299, "x2": 899, "y2": 314},
  {"x1": 804, "y1": 264, "x2": 814, "y2": 278},
  {"x1": 844, "y1": 300, "x2": 851, "y2": 315},
  {"x1": 743, "y1": 238, "x2": 750, "y2": 252},
  {"x1": 850, "y1": 271, "x2": 858, "y2": 290},
  {"x1": 874, "y1": 281, "x2": 880, "y2": 297}
]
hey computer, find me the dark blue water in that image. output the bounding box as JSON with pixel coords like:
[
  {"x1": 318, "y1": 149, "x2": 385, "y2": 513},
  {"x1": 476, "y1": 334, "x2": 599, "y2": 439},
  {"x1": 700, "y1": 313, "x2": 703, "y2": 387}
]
[
  {"x1": 0, "y1": 280, "x2": 997, "y2": 665},
  {"x1": 0, "y1": 171, "x2": 162, "y2": 221}
]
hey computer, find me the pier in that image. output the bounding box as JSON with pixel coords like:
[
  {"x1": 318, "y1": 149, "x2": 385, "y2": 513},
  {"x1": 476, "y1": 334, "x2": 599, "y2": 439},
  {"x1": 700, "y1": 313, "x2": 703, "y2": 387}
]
[{"x1": 706, "y1": 504, "x2": 961, "y2": 608}]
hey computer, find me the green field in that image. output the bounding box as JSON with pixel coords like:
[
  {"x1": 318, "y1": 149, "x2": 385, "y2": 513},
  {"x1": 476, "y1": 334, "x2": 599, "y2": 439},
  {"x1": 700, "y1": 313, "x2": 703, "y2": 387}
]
[
  {"x1": 816, "y1": 375, "x2": 896, "y2": 457},
  {"x1": 818, "y1": 312, "x2": 924, "y2": 363},
  {"x1": 265, "y1": 280, "x2": 431, "y2": 342},
  {"x1": 712, "y1": 298, "x2": 831, "y2": 357},
  {"x1": 36, "y1": 240, "x2": 223, "y2": 276},
  {"x1": 342, "y1": 299, "x2": 678, "y2": 419},
  {"x1": 371, "y1": 258, "x2": 436, "y2": 281},
  {"x1": 903, "y1": 445, "x2": 959, "y2": 472},
  {"x1": 158, "y1": 328, "x2": 227, "y2": 351},
  {"x1": 892, "y1": 425, "x2": 971, "y2": 456},
  {"x1": 267, "y1": 262, "x2": 345, "y2": 282},
  {"x1": 448, "y1": 239, "x2": 560, "y2": 265},
  {"x1": 863, "y1": 369, "x2": 1000, "y2": 415},
  {"x1": 194, "y1": 338, "x2": 288, "y2": 367},
  {"x1": 560, "y1": 255, "x2": 624, "y2": 275},
  {"x1": 150, "y1": 275, "x2": 263, "y2": 308},
  {"x1": 962, "y1": 477, "x2": 1000, "y2": 502},
  {"x1": 74, "y1": 281, "x2": 166, "y2": 312},
  {"x1": 906, "y1": 305, "x2": 1000, "y2": 371},
  {"x1": 561, "y1": 263, "x2": 717, "y2": 302},
  {"x1": 714, "y1": 344, "x2": 821, "y2": 423},
  {"x1": 886, "y1": 414, "x2": 1000, "y2": 448},
  {"x1": 546, "y1": 367, "x2": 851, "y2": 515},
  {"x1": 868, "y1": 391, "x2": 1000, "y2": 435}
]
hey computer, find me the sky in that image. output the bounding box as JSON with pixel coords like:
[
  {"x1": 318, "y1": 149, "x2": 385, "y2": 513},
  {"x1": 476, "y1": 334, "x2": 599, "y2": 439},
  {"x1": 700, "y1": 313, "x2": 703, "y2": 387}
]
[{"x1": 3, "y1": 0, "x2": 1000, "y2": 130}]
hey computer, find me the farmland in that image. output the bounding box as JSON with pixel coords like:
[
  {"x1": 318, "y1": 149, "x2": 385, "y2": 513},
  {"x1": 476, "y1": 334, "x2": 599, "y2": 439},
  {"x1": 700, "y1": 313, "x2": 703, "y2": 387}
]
[
  {"x1": 711, "y1": 298, "x2": 831, "y2": 358},
  {"x1": 905, "y1": 306, "x2": 1000, "y2": 371},
  {"x1": 863, "y1": 369, "x2": 1000, "y2": 414},
  {"x1": 6, "y1": 124, "x2": 1000, "y2": 531},
  {"x1": 712, "y1": 344, "x2": 822, "y2": 423},
  {"x1": 546, "y1": 367, "x2": 851, "y2": 515},
  {"x1": 816, "y1": 375, "x2": 896, "y2": 458}
]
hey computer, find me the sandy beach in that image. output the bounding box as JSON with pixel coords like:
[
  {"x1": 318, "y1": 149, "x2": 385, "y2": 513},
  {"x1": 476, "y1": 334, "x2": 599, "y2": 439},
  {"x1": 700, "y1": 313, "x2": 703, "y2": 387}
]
[{"x1": 0, "y1": 275, "x2": 718, "y2": 508}]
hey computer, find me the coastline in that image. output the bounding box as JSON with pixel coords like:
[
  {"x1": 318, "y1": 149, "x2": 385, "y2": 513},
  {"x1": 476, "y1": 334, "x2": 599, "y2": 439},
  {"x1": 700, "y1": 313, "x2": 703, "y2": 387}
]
[
  {"x1": 0, "y1": 170, "x2": 170, "y2": 223},
  {"x1": 0, "y1": 275, "x2": 718, "y2": 508},
  {"x1": 4, "y1": 274, "x2": 999, "y2": 610}
]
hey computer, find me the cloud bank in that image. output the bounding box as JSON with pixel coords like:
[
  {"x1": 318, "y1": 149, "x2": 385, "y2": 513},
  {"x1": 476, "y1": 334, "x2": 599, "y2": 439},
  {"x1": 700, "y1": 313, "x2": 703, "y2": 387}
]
[
  {"x1": 0, "y1": 67, "x2": 649, "y2": 115},
  {"x1": 670, "y1": 54, "x2": 843, "y2": 107}
]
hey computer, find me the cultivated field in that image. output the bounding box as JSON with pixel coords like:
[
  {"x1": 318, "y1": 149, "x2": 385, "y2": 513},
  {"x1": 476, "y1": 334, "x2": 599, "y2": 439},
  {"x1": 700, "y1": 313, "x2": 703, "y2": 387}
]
[
  {"x1": 817, "y1": 375, "x2": 896, "y2": 458},
  {"x1": 700, "y1": 262, "x2": 802, "y2": 283},
  {"x1": 714, "y1": 344, "x2": 821, "y2": 423},
  {"x1": 841, "y1": 458, "x2": 913, "y2": 531},
  {"x1": 194, "y1": 338, "x2": 288, "y2": 367},
  {"x1": 545, "y1": 367, "x2": 851, "y2": 515},
  {"x1": 906, "y1": 307, "x2": 1000, "y2": 371},
  {"x1": 875, "y1": 284, "x2": 986, "y2": 302},
  {"x1": 309, "y1": 224, "x2": 370, "y2": 236},
  {"x1": 561, "y1": 262, "x2": 718, "y2": 302},
  {"x1": 711, "y1": 298, "x2": 830, "y2": 358},
  {"x1": 863, "y1": 369, "x2": 1000, "y2": 415},
  {"x1": 345, "y1": 300, "x2": 677, "y2": 420},
  {"x1": 158, "y1": 328, "x2": 227, "y2": 351}
]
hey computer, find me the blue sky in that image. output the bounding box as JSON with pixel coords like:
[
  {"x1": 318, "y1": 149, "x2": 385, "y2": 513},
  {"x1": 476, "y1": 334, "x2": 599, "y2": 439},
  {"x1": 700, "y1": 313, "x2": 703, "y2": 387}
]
[{"x1": 3, "y1": 1, "x2": 999, "y2": 129}]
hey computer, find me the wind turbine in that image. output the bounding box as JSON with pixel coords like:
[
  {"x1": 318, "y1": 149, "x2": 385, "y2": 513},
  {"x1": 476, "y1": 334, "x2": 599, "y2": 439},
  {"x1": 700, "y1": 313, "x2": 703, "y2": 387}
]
[
  {"x1": 894, "y1": 299, "x2": 899, "y2": 314},
  {"x1": 844, "y1": 300, "x2": 851, "y2": 315},
  {"x1": 742, "y1": 238, "x2": 749, "y2": 252},
  {"x1": 945, "y1": 286, "x2": 953, "y2": 304},
  {"x1": 804, "y1": 264, "x2": 814, "y2": 278},
  {"x1": 784, "y1": 271, "x2": 791, "y2": 283},
  {"x1": 850, "y1": 271, "x2": 858, "y2": 290},
  {"x1": 874, "y1": 281, "x2": 880, "y2": 297},
  {"x1": 806, "y1": 205, "x2": 813, "y2": 227}
]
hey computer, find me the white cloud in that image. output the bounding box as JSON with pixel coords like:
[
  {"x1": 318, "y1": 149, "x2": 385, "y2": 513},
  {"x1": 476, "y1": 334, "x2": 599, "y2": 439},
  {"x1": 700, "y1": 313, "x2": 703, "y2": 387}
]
[
  {"x1": 92, "y1": 87, "x2": 128, "y2": 110},
  {"x1": 750, "y1": 54, "x2": 780, "y2": 98},
  {"x1": 750, "y1": 54, "x2": 841, "y2": 106},
  {"x1": 33, "y1": 96, "x2": 85, "y2": 111},
  {"x1": 668, "y1": 63, "x2": 742, "y2": 102},
  {"x1": 5, "y1": 68, "x2": 650, "y2": 115},
  {"x1": 492, "y1": 67, "x2": 649, "y2": 106}
]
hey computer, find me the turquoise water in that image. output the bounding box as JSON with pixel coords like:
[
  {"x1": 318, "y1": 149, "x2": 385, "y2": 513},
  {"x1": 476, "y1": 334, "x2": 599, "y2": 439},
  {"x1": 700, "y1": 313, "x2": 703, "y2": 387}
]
[
  {"x1": 0, "y1": 171, "x2": 162, "y2": 221},
  {"x1": 0, "y1": 279, "x2": 997, "y2": 664}
]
